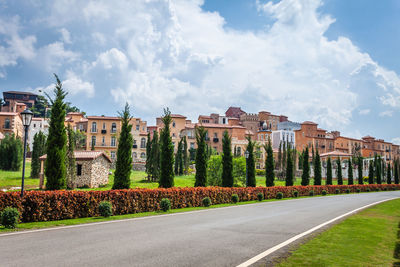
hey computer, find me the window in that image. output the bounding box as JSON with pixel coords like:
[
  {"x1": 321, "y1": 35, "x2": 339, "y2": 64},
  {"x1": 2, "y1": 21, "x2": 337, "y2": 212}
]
[
  {"x1": 77, "y1": 164, "x2": 82, "y2": 176},
  {"x1": 140, "y1": 152, "x2": 146, "y2": 159},
  {"x1": 33, "y1": 123, "x2": 36, "y2": 128},
  {"x1": 140, "y1": 137, "x2": 146, "y2": 148},
  {"x1": 111, "y1": 136, "x2": 116, "y2": 147},
  {"x1": 222, "y1": 118, "x2": 226, "y2": 124},
  {"x1": 172, "y1": 121, "x2": 176, "y2": 128},
  {"x1": 102, "y1": 136, "x2": 105, "y2": 145},
  {"x1": 190, "y1": 142, "x2": 195, "y2": 149},
  {"x1": 111, "y1": 152, "x2": 115, "y2": 159},
  {"x1": 102, "y1": 122, "x2": 106, "y2": 129},
  {"x1": 237, "y1": 147, "x2": 241, "y2": 155},
  {"x1": 79, "y1": 124, "x2": 83, "y2": 130},
  {"x1": 111, "y1": 123, "x2": 117, "y2": 133},
  {"x1": 172, "y1": 133, "x2": 176, "y2": 137},
  {"x1": 214, "y1": 133, "x2": 218, "y2": 138},
  {"x1": 91, "y1": 122, "x2": 97, "y2": 132},
  {"x1": 133, "y1": 139, "x2": 137, "y2": 145},
  {"x1": 4, "y1": 118, "x2": 10, "y2": 129},
  {"x1": 132, "y1": 152, "x2": 137, "y2": 158},
  {"x1": 91, "y1": 136, "x2": 96, "y2": 146},
  {"x1": 136, "y1": 125, "x2": 139, "y2": 131}
]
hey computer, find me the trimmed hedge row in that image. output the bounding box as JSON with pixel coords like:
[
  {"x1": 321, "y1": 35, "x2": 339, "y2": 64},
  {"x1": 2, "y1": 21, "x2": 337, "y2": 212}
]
[{"x1": 0, "y1": 184, "x2": 399, "y2": 223}]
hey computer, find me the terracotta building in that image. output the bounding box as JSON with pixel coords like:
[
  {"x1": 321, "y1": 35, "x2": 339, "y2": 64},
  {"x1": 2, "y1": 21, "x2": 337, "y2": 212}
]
[
  {"x1": 2, "y1": 91, "x2": 37, "y2": 112},
  {"x1": 156, "y1": 114, "x2": 188, "y2": 151},
  {"x1": 0, "y1": 112, "x2": 23, "y2": 139},
  {"x1": 294, "y1": 121, "x2": 335, "y2": 154}
]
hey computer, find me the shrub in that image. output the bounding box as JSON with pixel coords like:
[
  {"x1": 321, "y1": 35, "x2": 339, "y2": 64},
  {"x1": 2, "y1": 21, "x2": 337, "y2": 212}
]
[
  {"x1": 293, "y1": 191, "x2": 299, "y2": 198},
  {"x1": 375, "y1": 188, "x2": 380, "y2": 192},
  {"x1": 366, "y1": 188, "x2": 371, "y2": 192},
  {"x1": 345, "y1": 189, "x2": 350, "y2": 194},
  {"x1": 335, "y1": 188, "x2": 340, "y2": 194},
  {"x1": 98, "y1": 201, "x2": 112, "y2": 217},
  {"x1": 321, "y1": 190, "x2": 327, "y2": 196},
  {"x1": 383, "y1": 187, "x2": 387, "y2": 191},
  {"x1": 256, "y1": 169, "x2": 266, "y2": 176},
  {"x1": 160, "y1": 198, "x2": 171, "y2": 212},
  {"x1": 276, "y1": 192, "x2": 283, "y2": 199},
  {"x1": 309, "y1": 190, "x2": 314, "y2": 197},
  {"x1": 356, "y1": 188, "x2": 361, "y2": 193},
  {"x1": 257, "y1": 192, "x2": 264, "y2": 201},
  {"x1": 202, "y1": 197, "x2": 211, "y2": 207},
  {"x1": 231, "y1": 194, "x2": 239, "y2": 204},
  {"x1": 0, "y1": 207, "x2": 19, "y2": 229}
]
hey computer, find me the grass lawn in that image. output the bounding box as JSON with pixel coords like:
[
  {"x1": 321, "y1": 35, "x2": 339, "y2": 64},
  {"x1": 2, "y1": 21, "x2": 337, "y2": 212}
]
[
  {"x1": 0, "y1": 161, "x2": 40, "y2": 190},
  {"x1": 276, "y1": 198, "x2": 400, "y2": 267}
]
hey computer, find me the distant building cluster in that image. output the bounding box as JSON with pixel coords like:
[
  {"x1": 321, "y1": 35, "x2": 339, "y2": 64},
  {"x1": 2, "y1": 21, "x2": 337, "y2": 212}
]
[{"x1": 1, "y1": 91, "x2": 400, "y2": 170}]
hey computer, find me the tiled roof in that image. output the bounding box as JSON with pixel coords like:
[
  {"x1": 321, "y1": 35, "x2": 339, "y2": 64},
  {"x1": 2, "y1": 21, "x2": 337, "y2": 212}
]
[
  {"x1": 320, "y1": 150, "x2": 353, "y2": 157},
  {"x1": 87, "y1": 116, "x2": 120, "y2": 120},
  {"x1": 40, "y1": 151, "x2": 112, "y2": 163},
  {"x1": 196, "y1": 123, "x2": 246, "y2": 129},
  {"x1": 0, "y1": 112, "x2": 19, "y2": 116}
]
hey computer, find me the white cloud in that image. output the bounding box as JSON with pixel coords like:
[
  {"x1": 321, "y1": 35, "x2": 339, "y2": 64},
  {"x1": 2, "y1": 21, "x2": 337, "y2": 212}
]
[
  {"x1": 359, "y1": 109, "x2": 370, "y2": 115},
  {"x1": 37, "y1": 42, "x2": 78, "y2": 71},
  {"x1": 59, "y1": 28, "x2": 72, "y2": 44},
  {"x1": 95, "y1": 48, "x2": 129, "y2": 70},
  {"x1": 379, "y1": 110, "x2": 393, "y2": 117},
  {"x1": 392, "y1": 137, "x2": 400, "y2": 145},
  {"x1": 62, "y1": 71, "x2": 94, "y2": 97}
]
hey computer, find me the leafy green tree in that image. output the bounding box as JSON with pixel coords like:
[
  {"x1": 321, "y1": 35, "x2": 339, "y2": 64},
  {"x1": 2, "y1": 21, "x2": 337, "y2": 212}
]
[
  {"x1": 337, "y1": 159, "x2": 343, "y2": 185},
  {"x1": 31, "y1": 95, "x2": 50, "y2": 117},
  {"x1": 348, "y1": 158, "x2": 353, "y2": 185},
  {"x1": 387, "y1": 162, "x2": 392, "y2": 184},
  {"x1": 159, "y1": 108, "x2": 175, "y2": 188},
  {"x1": 326, "y1": 157, "x2": 332, "y2": 185},
  {"x1": 45, "y1": 74, "x2": 67, "y2": 190},
  {"x1": 233, "y1": 156, "x2": 246, "y2": 186},
  {"x1": 207, "y1": 155, "x2": 222, "y2": 186},
  {"x1": 145, "y1": 132, "x2": 152, "y2": 181},
  {"x1": 357, "y1": 157, "x2": 363, "y2": 184},
  {"x1": 150, "y1": 131, "x2": 160, "y2": 182},
  {"x1": 0, "y1": 98, "x2": 4, "y2": 112},
  {"x1": 221, "y1": 130, "x2": 233, "y2": 187},
  {"x1": 66, "y1": 125, "x2": 76, "y2": 189},
  {"x1": 0, "y1": 134, "x2": 23, "y2": 171},
  {"x1": 245, "y1": 136, "x2": 256, "y2": 187},
  {"x1": 285, "y1": 148, "x2": 294, "y2": 186},
  {"x1": 73, "y1": 130, "x2": 86, "y2": 150},
  {"x1": 313, "y1": 149, "x2": 322, "y2": 185},
  {"x1": 113, "y1": 103, "x2": 133, "y2": 189},
  {"x1": 376, "y1": 157, "x2": 382, "y2": 184},
  {"x1": 368, "y1": 160, "x2": 374, "y2": 184},
  {"x1": 183, "y1": 136, "x2": 188, "y2": 175},
  {"x1": 394, "y1": 160, "x2": 399, "y2": 184},
  {"x1": 195, "y1": 126, "x2": 207, "y2": 187},
  {"x1": 265, "y1": 138, "x2": 275, "y2": 187},
  {"x1": 30, "y1": 131, "x2": 47, "y2": 178},
  {"x1": 301, "y1": 147, "x2": 310, "y2": 186}
]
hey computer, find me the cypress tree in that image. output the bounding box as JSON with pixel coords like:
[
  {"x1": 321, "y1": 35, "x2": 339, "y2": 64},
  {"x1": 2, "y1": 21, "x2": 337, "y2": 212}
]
[
  {"x1": 277, "y1": 141, "x2": 282, "y2": 170},
  {"x1": 301, "y1": 147, "x2": 310, "y2": 186},
  {"x1": 0, "y1": 134, "x2": 22, "y2": 171},
  {"x1": 178, "y1": 138, "x2": 184, "y2": 176},
  {"x1": 113, "y1": 103, "x2": 133, "y2": 189},
  {"x1": 282, "y1": 141, "x2": 286, "y2": 174},
  {"x1": 159, "y1": 108, "x2": 175, "y2": 188},
  {"x1": 337, "y1": 159, "x2": 343, "y2": 185},
  {"x1": 221, "y1": 130, "x2": 233, "y2": 187},
  {"x1": 347, "y1": 158, "x2": 353, "y2": 185},
  {"x1": 66, "y1": 125, "x2": 76, "y2": 189},
  {"x1": 285, "y1": 148, "x2": 294, "y2": 186},
  {"x1": 30, "y1": 131, "x2": 47, "y2": 178},
  {"x1": 326, "y1": 157, "x2": 332, "y2": 185},
  {"x1": 368, "y1": 160, "x2": 374, "y2": 184},
  {"x1": 150, "y1": 131, "x2": 160, "y2": 182},
  {"x1": 311, "y1": 145, "x2": 315, "y2": 171},
  {"x1": 183, "y1": 136, "x2": 188, "y2": 175},
  {"x1": 358, "y1": 157, "x2": 363, "y2": 184},
  {"x1": 45, "y1": 74, "x2": 67, "y2": 190},
  {"x1": 195, "y1": 126, "x2": 207, "y2": 187},
  {"x1": 145, "y1": 132, "x2": 152, "y2": 180},
  {"x1": 246, "y1": 136, "x2": 256, "y2": 187},
  {"x1": 387, "y1": 162, "x2": 391, "y2": 184},
  {"x1": 174, "y1": 139, "x2": 182, "y2": 176},
  {"x1": 313, "y1": 149, "x2": 322, "y2": 185},
  {"x1": 394, "y1": 161, "x2": 399, "y2": 184},
  {"x1": 265, "y1": 138, "x2": 275, "y2": 187},
  {"x1": 376, "y1": 157, "x2": 382, "y2": 184}
]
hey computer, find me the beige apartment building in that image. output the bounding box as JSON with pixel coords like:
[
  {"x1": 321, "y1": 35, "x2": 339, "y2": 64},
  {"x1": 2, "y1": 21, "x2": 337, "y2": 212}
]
[{"x1": 0, "y1": 112, "x2": 23, "y2": 139}]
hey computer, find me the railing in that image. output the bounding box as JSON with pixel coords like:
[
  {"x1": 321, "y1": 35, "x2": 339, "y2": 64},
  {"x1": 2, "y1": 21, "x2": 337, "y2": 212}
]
[
  {"x1": 133, "y1": 144, "x2": 138, "y2": 148},
  {"x1": 111, "y1": 129, "x2": 117, "y2": 133},
  {"x1": 90, "y1": 129, "x2": 98, "y2": 133},
  {"x1": 101, "y1": 129, "x2": 107, "y2": 134}
]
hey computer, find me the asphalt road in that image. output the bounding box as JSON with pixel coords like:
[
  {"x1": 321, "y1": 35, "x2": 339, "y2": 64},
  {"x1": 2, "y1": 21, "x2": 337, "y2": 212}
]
[{"x1": 1, "y1": 191, "x2": 399, "y2": 267}]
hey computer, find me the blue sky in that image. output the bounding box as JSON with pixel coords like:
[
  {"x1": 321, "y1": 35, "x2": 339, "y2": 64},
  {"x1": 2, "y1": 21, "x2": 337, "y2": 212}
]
[{"x1": 0, "y1": 0, "x2": 399, "y2": 144}]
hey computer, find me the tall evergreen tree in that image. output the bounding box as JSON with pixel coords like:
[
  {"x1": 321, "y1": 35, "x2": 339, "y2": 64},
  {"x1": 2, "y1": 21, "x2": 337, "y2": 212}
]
[
  {"x1": 313, "y1": 149, "x2": 322, "y2": 185},
  {"x1": 326, "y1": 157, "x2": 332, "y2": 185},
  {"x1": 30, "y1": 131, "x2": 47, "y2": 178},
  {"x1": 178, "y1": 138, "x2": 184, "y2": 176},
  {"x1": 265, "y1": 138, "x2": 275, "y2": 187},
  {"x1": 282, "y1": 141, "x2": 287, "y2": 174},
  {"x1": 150, "y1": 131, "x2": 160, "y2": 182},
  {"x1": 159, "y1": 108, "x2": 175, "y2": 188},
  {"x1": 358, "y1": 157, "x2": 363, "y2": 184},
  {"x1": 348, "y1": 158, "x2": 353, "y2": 185},
  {"x1": 45, "y1": 74, "x2": 67, "y2": 190},
  {"x1": 376, "y1": 157, "x2": 382, "y2": 184},
  {"x1": 221, "y1": 130, "x2": 233, "y2": 187},
  {"x1": 285, "y1": 148, "x2": 294, "y2": 186},
  {"x1": 394, "y1": 160, "x2": 399, "y2": 184},
  {"x1": 246, "y1": 136, "x2": 256, "y2": 187},
  {"x1": 368, "y1": 160, "x2": 374, "y2": 184},
  {"x1": 311, "y1": 145, "x2": 315, "y2": 172},
  {"x1": 301, "y1": 147, "x2": 310, "y2": 186},
  {"x1": 195, "y1": 126, "x2": 207, "y2": 187},
  {"x1": 174, "y1": 139, "x2": 182, "y2": 176},
  {"x1": 113, "y1": 103, "x2": 133, "y2": 189},
  {"x1": 66, "y1": 125, "x2": 76, "y2": 189},
  {"x1": 277, "y1": 142, "x2": 282, "y2": 170},
  {"x1": 145, "y1": 132, "x2": 152, "y2": 181},
  {"x1": 0, "y1": 134, "x2": 23, "y2": 171},
  {"x1": 183, "y1": 136, "x2": 188, "y2": 175},
  {"x1": 337, "y1": 159, "x2": 343, "y2": 185},
  {"x1": 387, "y1": 162, "x2": 392, "y2": 184}
]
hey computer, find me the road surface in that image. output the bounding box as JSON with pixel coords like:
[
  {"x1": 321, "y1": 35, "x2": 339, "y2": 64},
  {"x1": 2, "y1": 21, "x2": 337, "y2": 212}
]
[{"x1": 1, "y1": 191, "x2": 399, "y2": 266}]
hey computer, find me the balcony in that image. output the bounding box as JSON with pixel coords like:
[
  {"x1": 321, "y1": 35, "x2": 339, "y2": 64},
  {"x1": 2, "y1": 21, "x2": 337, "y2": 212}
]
[
  {"x1": 111, "y1": 129, "x2": 117, "y2": 133},
  {"x1": 90, "y1": 129, "x2": 98, "y2": 133},
  {"x1": 101, "y1": 129, "x2": 107, "y2": 134},
  {"x1": 213, "y1": 138, "x2": 219, "y2": 143},
  {"x1": 133, "y1": 144, "x2": 138, "y2": 148}
]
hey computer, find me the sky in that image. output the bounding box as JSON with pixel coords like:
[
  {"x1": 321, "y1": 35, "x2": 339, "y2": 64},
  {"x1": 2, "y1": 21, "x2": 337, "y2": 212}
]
[{"x1": 0, "y1": 0, "x2": 399, "y2": 144}]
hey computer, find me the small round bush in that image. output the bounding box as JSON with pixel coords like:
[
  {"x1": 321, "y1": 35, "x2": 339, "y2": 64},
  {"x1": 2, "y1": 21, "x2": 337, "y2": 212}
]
[
  {"x1": 0, "y1": 207, "x2": 19, "y2": 229},
  {"x1": 366, "y1": 188, "x2": 371, "y2": 192},
  {"x1": 356, "y1": 188, "x2": 361, "y2": 193},
  {"x1": 257, "y1": 192, "x2": 264, "y2": 202},
  {"x1": 293, "y1": 191, "x2": 299, "y2": 198},
  {"x1": 276, "y1": 192, "x2": 283, "y2": 199},
  {"x1": 383, "y1": 187, "x2": 387, "y2": 191},
  {"x1": 375, "y1": 188, "x2": 380, "y2": 192},
  {"x1": 309, "y1": 190, "x2": 314, "y2": 197},
  {"x1": 160, "y1": 198, "x2": 171, "y2": 212},
  {"x1": 231, "y1": 194, "x2": 239, "y2": 204},
  {"x1": 345, "y1": 189, "x2": 350, "y2": 194},
  {"x1": 202, "y1": 197, "x2": 211, "y2": 207},
  {"x1": 335, "y1": 188, "x2": 340, "y2": 194},
  {"x1": 321, "y1": 190, "x2": 327, "y2": 196},
  {"x1": 98, "y1": 201, "x2": 112, "y2": 217}
]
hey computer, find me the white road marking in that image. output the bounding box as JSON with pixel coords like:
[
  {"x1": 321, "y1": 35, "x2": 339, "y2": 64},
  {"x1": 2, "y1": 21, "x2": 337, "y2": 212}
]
[{"x1": 236, "y1": 196, "x2": 399, "y2": 267}]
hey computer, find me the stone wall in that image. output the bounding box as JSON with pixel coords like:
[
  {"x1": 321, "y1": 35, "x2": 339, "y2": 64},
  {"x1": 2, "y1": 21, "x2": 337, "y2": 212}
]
[{"x1": 90, "y1": 156, "x2": 110, "y2": 187}]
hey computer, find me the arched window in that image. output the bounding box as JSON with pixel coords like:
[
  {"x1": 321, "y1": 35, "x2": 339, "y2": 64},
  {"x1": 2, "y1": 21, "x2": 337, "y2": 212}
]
[
  {"x1": 132, "y1": 152, "x2": 137, "y2": 158},
  {"x1": 237, "y1": 146, "x2": 241, "y2": 156},
  {"x1": 4, "y1": 118, "x2": 10, "y2": 129},
  {"x1": 91, "y1": 122, "x2": 97, "y2": 132},
  {"x1": 91, "y1": 136, "x2": 96, "y2": 146},
  {"x1": 172, "y1": 121, "x2": 176, "y2": 128},
  {"x1": 111, "y1": 123, "x2": 117, "y2": 133},
  {"x1": 140, "y1": 152, "x2": 146, "y2": 159},
  {"x1": 111, "y1": 136, "x2": 116, "y2": 147},
  {"x1": 140, "y1": 137, "x2": 146, "y2": 148}
]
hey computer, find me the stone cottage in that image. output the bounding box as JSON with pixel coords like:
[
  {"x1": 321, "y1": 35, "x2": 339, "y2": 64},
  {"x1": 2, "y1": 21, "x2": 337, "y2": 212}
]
[{"x1": 39, "y1": 151, "x2": 112, "y2": 189}]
